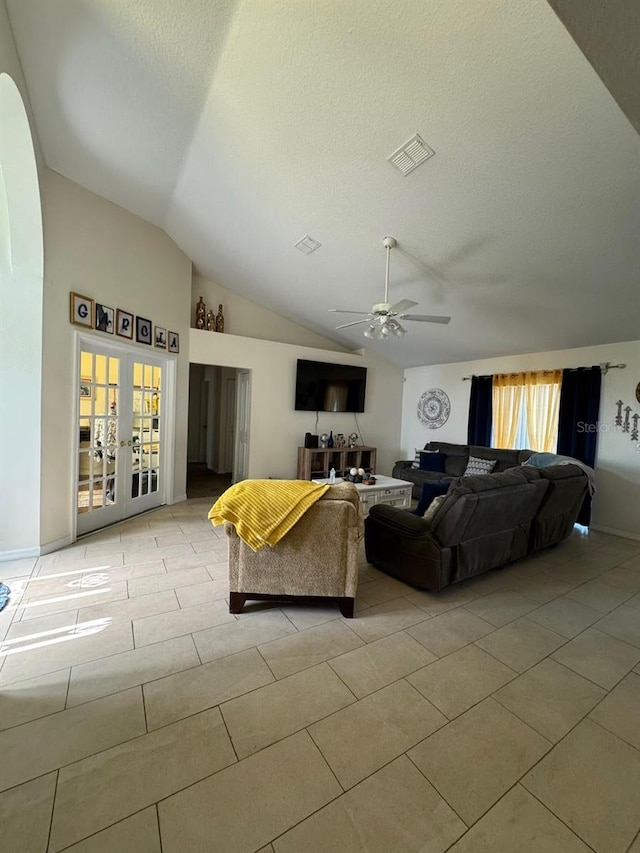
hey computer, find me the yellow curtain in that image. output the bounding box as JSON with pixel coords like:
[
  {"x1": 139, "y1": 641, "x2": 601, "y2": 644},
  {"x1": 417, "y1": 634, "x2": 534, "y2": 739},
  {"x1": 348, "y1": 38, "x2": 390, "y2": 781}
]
[
  {"x1": 492, "y1": 373, "x2": 525, "y2": 448},
  {"x1": 524, "y1": 369, "x2": 562, "y2": 452}
]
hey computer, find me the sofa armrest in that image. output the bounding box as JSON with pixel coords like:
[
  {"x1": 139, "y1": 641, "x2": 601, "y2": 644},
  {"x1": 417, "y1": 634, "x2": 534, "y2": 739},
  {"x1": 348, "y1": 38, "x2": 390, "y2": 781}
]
[
  {"x1": 392, "y1": 460, "x2": 413, "y2": 479},
  {"x1": 367, "y1": 504, "x2": 433, "y2": 538}
]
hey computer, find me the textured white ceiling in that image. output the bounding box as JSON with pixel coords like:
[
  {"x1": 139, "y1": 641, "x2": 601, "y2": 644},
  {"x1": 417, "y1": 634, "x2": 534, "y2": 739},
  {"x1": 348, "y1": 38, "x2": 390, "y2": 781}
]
[{"x1": 7, "y1": 0, "x2": 640, "y2": 368}]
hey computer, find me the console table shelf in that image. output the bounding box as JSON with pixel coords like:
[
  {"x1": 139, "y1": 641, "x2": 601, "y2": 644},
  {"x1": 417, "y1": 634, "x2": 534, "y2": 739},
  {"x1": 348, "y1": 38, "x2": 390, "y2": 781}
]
[{"x1": 297, "y1": 446, "x2": 377, "y2": 480}]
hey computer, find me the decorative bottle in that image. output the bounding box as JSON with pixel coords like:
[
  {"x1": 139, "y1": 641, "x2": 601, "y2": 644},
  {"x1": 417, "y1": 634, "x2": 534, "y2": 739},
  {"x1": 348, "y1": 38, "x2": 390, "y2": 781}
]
[
  {"x1": 215, "y1": 304, "x2": 225, "y2": 333},
  {"x1": 207, "y1": 310, "x2": 216, "y2": 331},
  {"x1": 327, "y1": 430, "x2": 334, "y2": 448},
  {"x1": 329, "y1": 468, "x2": 336, "y2": 484},
  {"x1": 195, "y1": 296, "x2": 206, "y2": 330}
]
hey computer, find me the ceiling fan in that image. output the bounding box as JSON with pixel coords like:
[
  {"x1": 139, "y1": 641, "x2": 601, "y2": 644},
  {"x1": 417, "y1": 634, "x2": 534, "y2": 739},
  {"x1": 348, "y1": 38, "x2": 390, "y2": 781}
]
[{"x1": 329, "y1": 236, "x2": 451, "y2": 339}]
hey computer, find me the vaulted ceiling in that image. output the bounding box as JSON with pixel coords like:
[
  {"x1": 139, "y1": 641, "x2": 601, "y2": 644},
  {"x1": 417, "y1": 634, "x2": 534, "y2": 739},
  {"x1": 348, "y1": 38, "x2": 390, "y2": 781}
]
[{"x1": 7, "y1": 0, "x2": 640, "y2": 368}]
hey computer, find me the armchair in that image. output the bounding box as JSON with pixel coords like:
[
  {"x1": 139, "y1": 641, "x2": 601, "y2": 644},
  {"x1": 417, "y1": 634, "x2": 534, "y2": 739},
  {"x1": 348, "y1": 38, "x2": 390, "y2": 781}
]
[{"x1": 226, "y1": 483, "x2": 362, "y2": 617}]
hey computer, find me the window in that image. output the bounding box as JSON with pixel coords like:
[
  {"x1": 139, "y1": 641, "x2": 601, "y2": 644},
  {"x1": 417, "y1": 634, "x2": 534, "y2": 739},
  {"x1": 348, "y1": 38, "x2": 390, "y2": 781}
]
[{"x1": 492, "y1": 370, "x2": 561, "y2": 451}]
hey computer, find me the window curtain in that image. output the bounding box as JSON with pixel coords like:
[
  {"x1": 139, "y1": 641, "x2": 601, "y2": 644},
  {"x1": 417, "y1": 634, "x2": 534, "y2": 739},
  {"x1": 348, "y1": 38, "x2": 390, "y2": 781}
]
[
  {"x1": 524, "y1": 370, "x2": 562, "y2": 452},
  {"x1": 467, "y1": 375, "x2": 493, "y2": 446},
  {"x1": 557, "y1": 366, "x2": 602, "y2": 525},
  {"x1": 492, "y1": 373, "x2": 525, "y2": 448}
]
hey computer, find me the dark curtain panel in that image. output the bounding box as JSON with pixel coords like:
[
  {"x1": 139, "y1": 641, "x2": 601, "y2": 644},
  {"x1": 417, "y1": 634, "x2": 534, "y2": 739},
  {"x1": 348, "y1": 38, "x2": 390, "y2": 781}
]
[
  {"x1": 467, "y1": 375, "x2": 493, "y2": 446},
  {"x1": 557, "y1": 365, "x2": 602, "y2": 525}
]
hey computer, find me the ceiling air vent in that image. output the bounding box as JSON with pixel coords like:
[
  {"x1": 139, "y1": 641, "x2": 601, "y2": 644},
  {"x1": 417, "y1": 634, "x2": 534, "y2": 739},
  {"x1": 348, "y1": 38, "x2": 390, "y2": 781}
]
[
  {"x1": 388, "y1": 134, "x2": 435, "y2": 175},
  {"x1": 294, "y1": 235, "x2": 322, "y2": 255}
]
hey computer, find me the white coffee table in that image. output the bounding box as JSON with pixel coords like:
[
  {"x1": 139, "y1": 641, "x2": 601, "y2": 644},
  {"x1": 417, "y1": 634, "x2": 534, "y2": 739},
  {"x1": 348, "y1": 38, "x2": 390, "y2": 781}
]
[{"x1": 313, "y1": 474, "x2": 413, "y2": 517}]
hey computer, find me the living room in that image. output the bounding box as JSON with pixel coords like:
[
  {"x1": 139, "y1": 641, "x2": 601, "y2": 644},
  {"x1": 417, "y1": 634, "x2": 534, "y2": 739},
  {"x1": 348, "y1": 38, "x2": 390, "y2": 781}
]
[{"x1": 1, "y1": 1, "x2": 640, "y2": 852}]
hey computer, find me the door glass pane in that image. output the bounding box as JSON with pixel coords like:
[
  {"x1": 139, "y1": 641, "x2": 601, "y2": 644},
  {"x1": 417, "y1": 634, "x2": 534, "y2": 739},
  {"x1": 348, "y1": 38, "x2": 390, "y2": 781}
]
[
  {"x1": 131, "y1": 361, "x2": 161, "y2": 504},
  {"x1": 108, "y1": 357, "x2": 119, "y2": 385},
  {"x1": 94, "y1": 386, "x2": 107, "y2": 416},
  {"x1": 78, "y1": 348, "x2": 120, "y2": 518}
]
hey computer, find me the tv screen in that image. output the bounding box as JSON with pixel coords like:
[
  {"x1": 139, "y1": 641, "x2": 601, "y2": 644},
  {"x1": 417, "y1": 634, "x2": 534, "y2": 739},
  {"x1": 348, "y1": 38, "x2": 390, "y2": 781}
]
[{"x1": 295, "y1": 359, "x2": 367, "y2": 413}]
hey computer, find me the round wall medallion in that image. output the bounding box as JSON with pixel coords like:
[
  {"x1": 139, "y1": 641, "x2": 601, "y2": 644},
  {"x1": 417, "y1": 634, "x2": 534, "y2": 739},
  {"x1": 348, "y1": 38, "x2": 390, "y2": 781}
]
[
  {"x1": 417, "y1": 388, "x2": 451, "y2": 429},
  {"x1": 636, "y1": 381, "x2": 640, "y2": 404}
]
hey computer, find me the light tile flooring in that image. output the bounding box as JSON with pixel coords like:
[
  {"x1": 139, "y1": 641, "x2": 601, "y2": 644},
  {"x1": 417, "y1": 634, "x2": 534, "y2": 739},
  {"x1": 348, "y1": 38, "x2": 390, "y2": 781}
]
[{"x1": 1, "y1": 499, "x2": 640, "y2": 853}]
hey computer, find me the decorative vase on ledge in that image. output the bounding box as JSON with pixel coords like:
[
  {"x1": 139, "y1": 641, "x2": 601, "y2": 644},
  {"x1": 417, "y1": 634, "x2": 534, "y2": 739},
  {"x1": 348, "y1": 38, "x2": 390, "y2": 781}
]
[
  {"x1": 215, "y1": 304, "x2": 225, "y2": 333},
  {"x1": 195, "y1": 296, "x2": 206, "y2": 330}
]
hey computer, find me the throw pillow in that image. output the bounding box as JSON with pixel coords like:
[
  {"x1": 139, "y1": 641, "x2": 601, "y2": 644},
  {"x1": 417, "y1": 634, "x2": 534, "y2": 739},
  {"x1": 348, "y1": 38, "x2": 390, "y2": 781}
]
[
  {"x1": 419, "y1": 451, "x2": 446, "y2": 472},
  {"x1": 413, "y1": 481, "x2": 450, "y2": 515},
  {"x1": 411, "y1": 448, "x2": 423, "y2": 468},
  {"x1": 463, "y1": 456, "x2": 497, "y2": 476},
  {"x1": 423, "y1": 494, "x2": 446, "y2": 522}
]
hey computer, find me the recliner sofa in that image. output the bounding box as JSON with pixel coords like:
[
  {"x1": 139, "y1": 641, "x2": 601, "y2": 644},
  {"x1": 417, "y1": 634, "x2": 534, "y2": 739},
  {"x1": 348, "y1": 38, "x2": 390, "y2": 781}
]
[
  {"x1": 365, "y1": 464, "x2": 589, "y2": 591},
  {"x1": 393, "y1": 441, "x2": 533, "y2": 499}
]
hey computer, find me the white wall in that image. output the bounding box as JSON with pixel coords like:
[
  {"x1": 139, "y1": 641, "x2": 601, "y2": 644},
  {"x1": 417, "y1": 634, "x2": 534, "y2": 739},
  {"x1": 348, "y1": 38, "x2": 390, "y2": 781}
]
[
  {"x1": 189, "y1": 330, "x2": 404, "y2": 480},
  {"x1": 192, "y1": 272, "x2": 349, "y2": 351},
  {"x1": 0, "y1": 1, "x2": 43, "y2": 169},
  {"x1": 0, "y1": 72, "x2": 43, "y2": 556},
  {"x1": 40, "y1": 170, "x2": 192, "y2": 548},
  {"x1": 402, "y1": 340, "x2": 640, "y2": 539}
]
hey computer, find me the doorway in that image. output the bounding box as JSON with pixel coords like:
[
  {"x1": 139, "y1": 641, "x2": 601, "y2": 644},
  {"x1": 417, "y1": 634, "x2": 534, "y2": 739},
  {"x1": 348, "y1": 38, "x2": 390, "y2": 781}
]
[
  {"x1": 186, "y1": 363, "x2": 250, "y2": 498},
  {"x1": 76, "y1": 337, "x2": 173, "y2": 535}
]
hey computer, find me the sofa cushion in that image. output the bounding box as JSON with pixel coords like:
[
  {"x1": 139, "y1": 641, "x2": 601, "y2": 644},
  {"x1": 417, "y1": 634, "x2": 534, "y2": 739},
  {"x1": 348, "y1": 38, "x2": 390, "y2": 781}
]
[
  {"x1": 424, "y1": 442, "x2": 470, "y2": 477},
  {"x1": 431, "y1": 469, "x2": 548, "y2": 547},
  {"x1": 423, "y1": 494, "x2": 447, "y2": 522},
  {"x1": 419, "y1": 451, "x2": 446, "y2": 472},
  {"x1": 463, "y1": 456, "x2": 497, "y2": 476},
  {"x1": 414, "y1": 481, "x2": 451, "y2": 516},
  {"x1": 469, "y1": 445, "x2": 526, "y2": 473}
]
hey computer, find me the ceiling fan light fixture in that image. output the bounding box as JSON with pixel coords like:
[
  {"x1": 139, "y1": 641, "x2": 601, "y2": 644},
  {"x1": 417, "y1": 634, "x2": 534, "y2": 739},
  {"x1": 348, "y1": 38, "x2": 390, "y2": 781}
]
[
  {"x1": 389, "y1": 319, "x2": 406, "y2": 338},
  {"x1": 329, "y1": 235, "x2": 451, "y2": 340}
]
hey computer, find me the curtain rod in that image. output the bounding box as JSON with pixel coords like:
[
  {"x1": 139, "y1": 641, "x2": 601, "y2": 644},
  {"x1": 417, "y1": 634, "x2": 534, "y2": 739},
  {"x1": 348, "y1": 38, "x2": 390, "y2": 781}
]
[{"x1": 461, "y1": 362, "x2": 627, "y2": 380}]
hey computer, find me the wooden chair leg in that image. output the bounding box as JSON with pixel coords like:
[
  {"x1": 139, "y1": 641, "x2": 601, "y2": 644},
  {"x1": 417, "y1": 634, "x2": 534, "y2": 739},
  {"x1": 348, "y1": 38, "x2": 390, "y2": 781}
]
[
  {"x1": 229, "y1": 592, "x2": 247, "y2": 614},
  {"x1": 339, "y1": 597, "x2": 354, "y2": 618}
]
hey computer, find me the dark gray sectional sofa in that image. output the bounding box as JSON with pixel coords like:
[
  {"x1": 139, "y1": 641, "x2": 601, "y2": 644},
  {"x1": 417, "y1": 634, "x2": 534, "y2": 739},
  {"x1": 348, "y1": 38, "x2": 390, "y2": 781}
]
[
  {"x1": 392, "y1": 441, "x2": 534, "y2": 499},
  {"x1": 366, "y1": 455, "x2": 589, "y2": 591}
]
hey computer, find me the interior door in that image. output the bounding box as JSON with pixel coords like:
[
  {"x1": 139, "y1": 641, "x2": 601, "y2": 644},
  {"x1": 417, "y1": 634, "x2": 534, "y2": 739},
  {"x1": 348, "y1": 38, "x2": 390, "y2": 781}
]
[
  {"x1": 77, "y1": 341, "x2": 168, "y2": 535},
  {"x1": 77, "y1": 346, "x2": 123, "y2": 533},
  {"x1": 129, "y1": 358, "x2": 164, "y2": 517},
  {"x1": 223, "y1": 377, "x2": 236, "y2": 473},
  {"x1": 233, "y1": 370, "x2": 250, "y2": 483}
]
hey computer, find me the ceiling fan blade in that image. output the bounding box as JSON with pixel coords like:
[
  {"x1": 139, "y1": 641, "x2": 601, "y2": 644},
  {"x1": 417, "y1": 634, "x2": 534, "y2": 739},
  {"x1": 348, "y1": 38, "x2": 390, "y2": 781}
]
[
  {"x1": 328, "y1": 309, "x2": 371, "y2": 315},
  {"x1": 388, "y1": 299, "x2": 418, "y2": 314},
  {"x1": 335, "y1": 318, "x2": 372, "y2": 330},
  {"x1": 400, "y1": 314, "x2": 451, "y2": 324}
]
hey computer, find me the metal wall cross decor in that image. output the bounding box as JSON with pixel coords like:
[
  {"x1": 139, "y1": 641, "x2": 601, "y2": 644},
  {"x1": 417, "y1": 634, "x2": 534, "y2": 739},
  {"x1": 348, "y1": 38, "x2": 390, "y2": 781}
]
[{"x1": 615, "y1": 398, "x2": 639, "y2": 442}]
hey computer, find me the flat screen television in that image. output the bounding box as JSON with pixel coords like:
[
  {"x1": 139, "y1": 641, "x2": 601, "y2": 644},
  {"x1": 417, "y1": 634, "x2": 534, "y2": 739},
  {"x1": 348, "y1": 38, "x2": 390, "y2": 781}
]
[{"x1": 295, "y1": 359, "x2": 367, "y2": 413}]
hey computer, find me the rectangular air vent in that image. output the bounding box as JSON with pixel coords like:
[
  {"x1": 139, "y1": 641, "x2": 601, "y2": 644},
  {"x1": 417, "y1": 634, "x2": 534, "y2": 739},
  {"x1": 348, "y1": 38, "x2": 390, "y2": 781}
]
[
  {"x1": 388, "y1": 134, "x2": 435, "y2": 175},
  {"x1": 294, "y1": 235, "x2": 322, "y2": 255}
]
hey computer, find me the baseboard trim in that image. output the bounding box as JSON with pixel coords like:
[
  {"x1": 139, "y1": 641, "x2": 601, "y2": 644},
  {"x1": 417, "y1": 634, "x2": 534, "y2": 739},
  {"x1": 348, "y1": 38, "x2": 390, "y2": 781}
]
[
  {"x1": 39, "y1": 535, "x2": 74, "y2": 555},
  {"x1": 0, "y1": 534, "x2": 73, "y2": 562},
  {"x1": 0, "y1": 546, "x2": 40, "y2": 562},
  {"x1": 170, "y1": 494, "x2": 188, "y2": 505},
  {"x1": 590, "y1": 524, "x2": 640, "y2": 542}
]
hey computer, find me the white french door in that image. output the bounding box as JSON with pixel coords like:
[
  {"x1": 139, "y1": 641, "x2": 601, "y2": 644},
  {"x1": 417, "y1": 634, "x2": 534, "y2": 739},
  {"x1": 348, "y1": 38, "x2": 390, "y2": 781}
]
[{"x1": 76, "y1": 338, "x2": 172, "y2": 535}]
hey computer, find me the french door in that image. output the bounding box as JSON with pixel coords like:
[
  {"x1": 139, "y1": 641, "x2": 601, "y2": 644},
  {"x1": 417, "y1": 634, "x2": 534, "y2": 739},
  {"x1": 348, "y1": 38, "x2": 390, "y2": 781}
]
[{"x1": 76, "y1": 339, "x2": 171, "y2": 535}]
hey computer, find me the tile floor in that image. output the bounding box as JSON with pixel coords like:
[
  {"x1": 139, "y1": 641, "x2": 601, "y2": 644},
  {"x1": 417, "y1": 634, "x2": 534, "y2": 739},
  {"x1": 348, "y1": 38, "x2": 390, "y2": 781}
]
[{"x1": 1, "y1": 499, "x2": 640, "y2": 852}]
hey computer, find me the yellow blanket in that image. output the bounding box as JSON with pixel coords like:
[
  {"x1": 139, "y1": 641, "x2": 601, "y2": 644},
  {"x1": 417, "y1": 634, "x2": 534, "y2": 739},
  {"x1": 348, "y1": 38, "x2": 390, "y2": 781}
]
[{"x1": 208, "y1": 479, "x2": 330, "y2": 552}]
